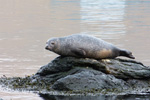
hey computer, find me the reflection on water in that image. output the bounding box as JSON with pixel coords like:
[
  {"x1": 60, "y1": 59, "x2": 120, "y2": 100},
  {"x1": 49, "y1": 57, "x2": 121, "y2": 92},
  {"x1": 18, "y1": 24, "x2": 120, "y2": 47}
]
[
  {"x1": 0, "y1": 0, "x2": 150, "y2": 100},
  {"x1": 80, "y1": 0, "x2": 126, "y2": 37},
  {"x1": 39, "y1": 94, "x2": 116, "y2": 100},
  {"x1": 39, "y1": 93, "x2": 150, "y2": 100},
  {"x1": 0, "y1": 89, "x2": 41, "y2": 100}
]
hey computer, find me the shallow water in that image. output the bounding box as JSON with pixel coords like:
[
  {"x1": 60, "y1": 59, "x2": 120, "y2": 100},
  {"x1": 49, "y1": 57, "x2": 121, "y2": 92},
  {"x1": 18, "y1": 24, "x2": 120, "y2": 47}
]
[{"x1": 0, "y1": 0, "x2": 150, "y2": 99}]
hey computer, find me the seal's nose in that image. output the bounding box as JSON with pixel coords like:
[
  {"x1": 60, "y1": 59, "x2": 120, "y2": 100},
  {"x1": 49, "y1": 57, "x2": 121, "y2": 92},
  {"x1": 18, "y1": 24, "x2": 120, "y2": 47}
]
[{"x1": 45, "y1": 46, "x2": 49, "y2": 50}]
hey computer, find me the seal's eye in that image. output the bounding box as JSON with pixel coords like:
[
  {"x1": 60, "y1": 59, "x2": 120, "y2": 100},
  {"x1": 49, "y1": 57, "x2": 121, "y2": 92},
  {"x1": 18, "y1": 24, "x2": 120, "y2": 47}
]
[{"x1": 51, "y1": 42, "x2": 55, "y2": 45}]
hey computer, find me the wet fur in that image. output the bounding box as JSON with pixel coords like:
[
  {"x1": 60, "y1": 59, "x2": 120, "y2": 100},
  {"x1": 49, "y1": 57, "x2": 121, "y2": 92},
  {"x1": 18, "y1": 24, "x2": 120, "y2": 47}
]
[{"x1": 46, "y1": 34, "x2": 134, "y2": 59}]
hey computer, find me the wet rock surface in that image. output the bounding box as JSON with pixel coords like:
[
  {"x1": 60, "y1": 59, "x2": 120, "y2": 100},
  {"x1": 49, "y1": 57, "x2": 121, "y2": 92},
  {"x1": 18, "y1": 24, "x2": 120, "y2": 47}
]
[
  {"x1": 0, "y1": 56, "x2": 150, "y2": 95},
  {"x1": 52, "y1": 68, "x2": 128, "y2": 91}
]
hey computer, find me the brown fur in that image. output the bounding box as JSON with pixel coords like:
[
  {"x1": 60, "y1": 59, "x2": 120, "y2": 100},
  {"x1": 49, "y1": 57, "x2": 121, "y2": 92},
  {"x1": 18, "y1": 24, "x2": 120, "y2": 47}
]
[{"x1": 98, "y1": 49, "x2": 112, "y2": 59}]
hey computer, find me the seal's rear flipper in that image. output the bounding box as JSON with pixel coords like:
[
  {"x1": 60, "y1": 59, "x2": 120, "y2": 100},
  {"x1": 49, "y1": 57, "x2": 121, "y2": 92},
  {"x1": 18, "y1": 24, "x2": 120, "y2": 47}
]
[
  {"x1": 120, "y1": 49, "x2": 135, "y2": 59},
  {"x1": 128, "y1": 54, "x2": 135, "y2": 59}
]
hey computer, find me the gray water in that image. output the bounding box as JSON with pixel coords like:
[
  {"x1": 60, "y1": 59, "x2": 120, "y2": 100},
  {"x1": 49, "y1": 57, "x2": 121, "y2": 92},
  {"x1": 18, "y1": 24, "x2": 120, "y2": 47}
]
[{"x1": 0, "y1": 0, "x2": 150, "y2": 100}]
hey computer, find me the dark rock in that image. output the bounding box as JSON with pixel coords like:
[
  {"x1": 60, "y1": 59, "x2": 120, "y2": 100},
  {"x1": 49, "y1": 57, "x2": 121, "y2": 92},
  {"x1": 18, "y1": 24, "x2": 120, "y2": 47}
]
[
  {"x1": 34, "y1": 56, "x2": 150, "y2": 92},
  {"x1": 36, "y1": 56, "x2": 150, "y2": 79},
  {"x1": 36, "y1": 57, "x2": 75, "y2": 76},
  {"x1": 52, "y1": 68, "x2": 128, "y2": 91},
  {"x1": 1, "y1": 56, "x2": 150, "y2": 95},
  {"x1": 99, "y1": 58, "x2": 150, "y2": 79}
]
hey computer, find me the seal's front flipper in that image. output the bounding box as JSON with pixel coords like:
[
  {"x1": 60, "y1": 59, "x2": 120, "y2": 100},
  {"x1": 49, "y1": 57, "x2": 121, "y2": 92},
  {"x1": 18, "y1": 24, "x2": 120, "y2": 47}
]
[{"x1": 71, "y1": 48, "x2": 86, "y2": 57}]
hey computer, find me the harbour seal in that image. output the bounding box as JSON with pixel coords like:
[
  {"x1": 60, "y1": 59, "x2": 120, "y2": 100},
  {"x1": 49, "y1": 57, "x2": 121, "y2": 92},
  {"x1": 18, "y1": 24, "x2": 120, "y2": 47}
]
[{"x1": 45, "y1": 34, "x2": 135, "y2": 59}]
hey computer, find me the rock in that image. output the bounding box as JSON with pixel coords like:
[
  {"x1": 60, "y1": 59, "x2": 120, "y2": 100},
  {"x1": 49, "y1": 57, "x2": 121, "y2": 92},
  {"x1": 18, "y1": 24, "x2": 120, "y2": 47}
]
[
  {"x1": 34, "y1": 56, "x2": 150, "y2": 92},
  {"x1": 36, "y1": 57, "x2": 75, "y2": 76},
  {"x1": 36, "y1": 56, "x2": 150, "y2": 79},
  {"x1": 1, "y1": 56, "x2": 150, "y2": 95},
  {"x1": 52, "y1": 68, "x2": 128, "y2": 91}
]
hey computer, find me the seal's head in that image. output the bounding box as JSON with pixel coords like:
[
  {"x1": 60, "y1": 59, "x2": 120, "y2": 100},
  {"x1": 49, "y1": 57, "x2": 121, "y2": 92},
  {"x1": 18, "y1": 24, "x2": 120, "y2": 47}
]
[
  {"x1": 45, "y1": 38, "x2": 58, "y2": 51},
  {"x1": 120, "y1": 50, "x2": 135, "y2": 59}
]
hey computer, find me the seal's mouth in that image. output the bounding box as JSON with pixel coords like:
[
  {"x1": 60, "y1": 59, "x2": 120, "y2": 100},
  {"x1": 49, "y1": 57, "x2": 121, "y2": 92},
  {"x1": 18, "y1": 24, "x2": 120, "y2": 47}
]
[{"x1": 45, "y1": 46, "x2": 50, "y2": 50}]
